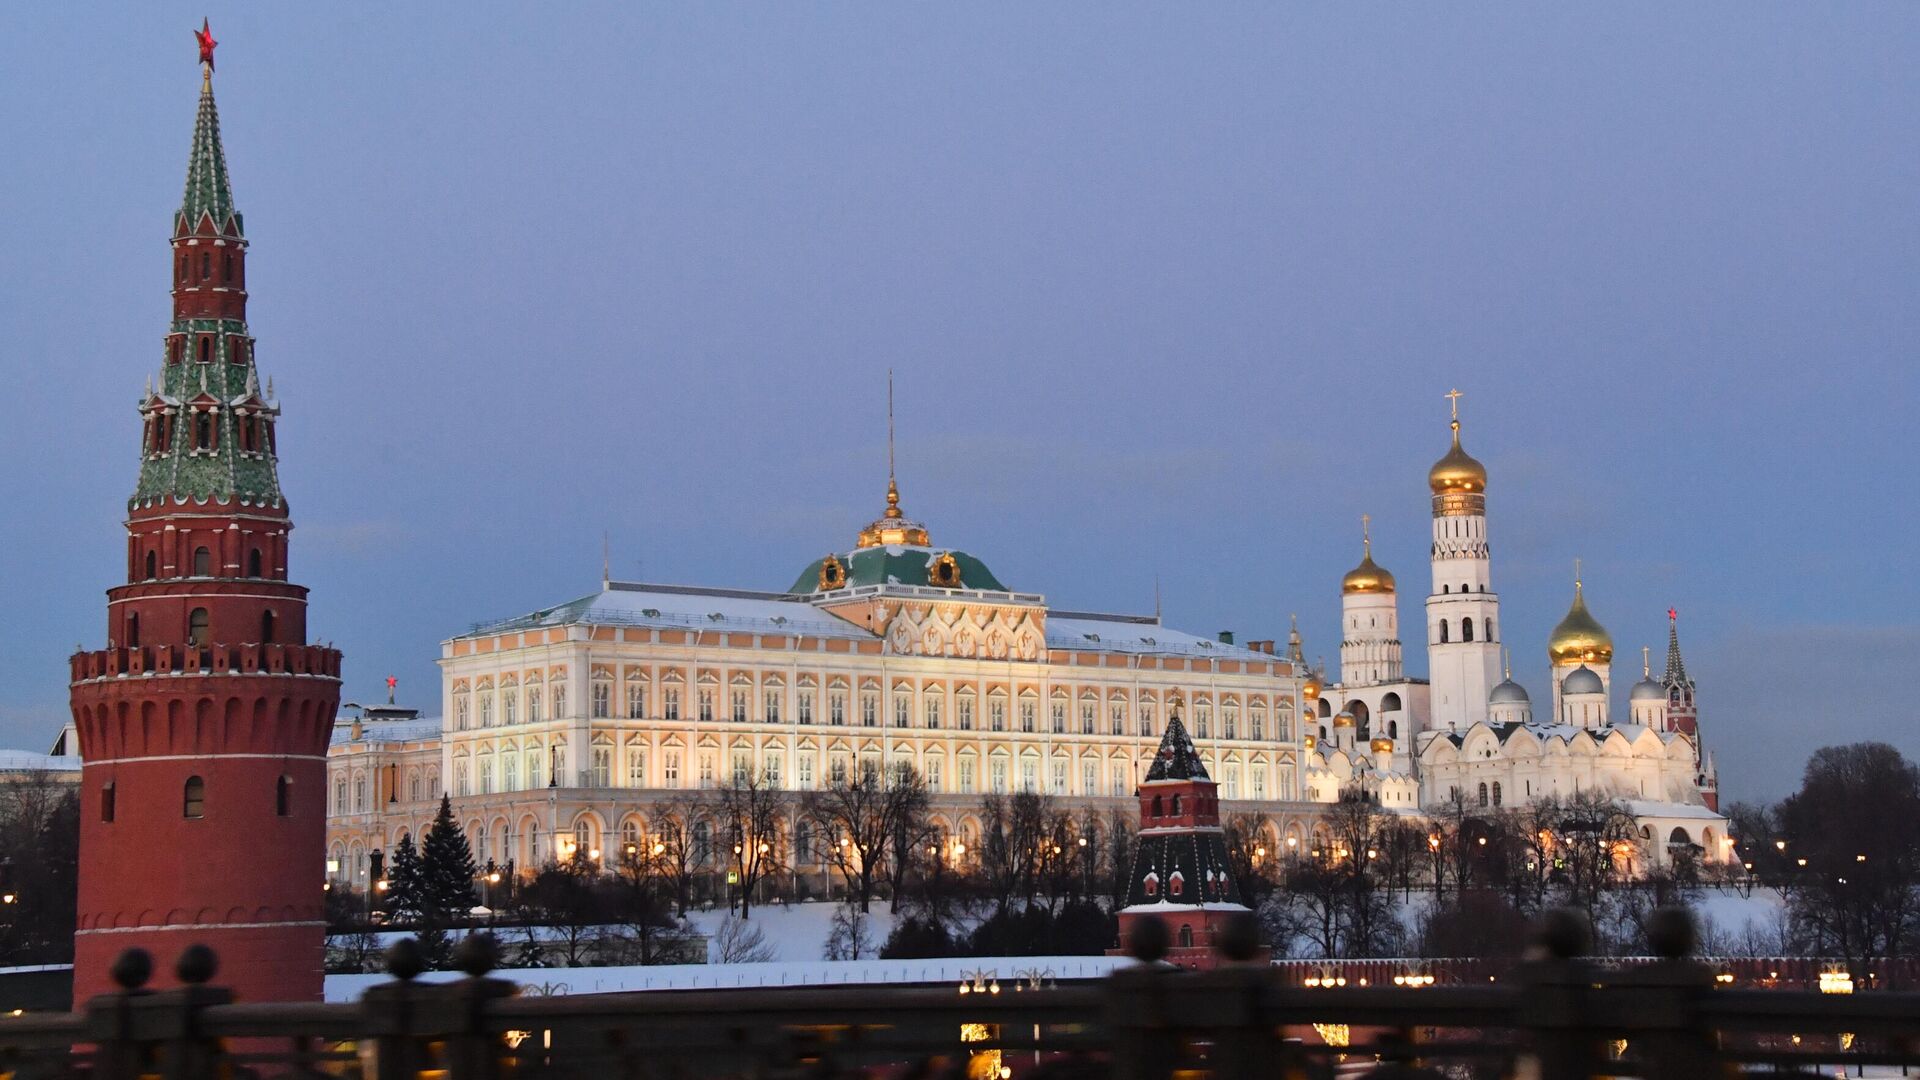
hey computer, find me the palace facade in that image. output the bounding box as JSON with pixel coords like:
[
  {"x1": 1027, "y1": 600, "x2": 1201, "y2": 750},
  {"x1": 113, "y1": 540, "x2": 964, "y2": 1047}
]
[{"x1": 326, "y1": 475, "x2": 1320, "y2": 891}]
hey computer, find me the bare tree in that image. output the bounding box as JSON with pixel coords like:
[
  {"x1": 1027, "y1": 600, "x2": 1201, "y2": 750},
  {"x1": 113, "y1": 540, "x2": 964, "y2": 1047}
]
[
  {"x1": 646, "y1": 795, "x2": 705, "y2": 917},
  {"x1": 713, "y1": 768, "x2": 788, "y2": 920},
  {"x1": 1223, "y1": 811, "x2": 1279, "y2": 907},
  {"x1": 881, "y1": 768, "x2": 936, "y2": 914},
  {"x1": 802, "y1": 762, "x2": 927, "y2": 912},
  {"x1": 711, "y1": 915, "x2": 776, "y2": 963},
  {"x1": 1777, "y1": 743, "x2": 1920, "y2": 976}
]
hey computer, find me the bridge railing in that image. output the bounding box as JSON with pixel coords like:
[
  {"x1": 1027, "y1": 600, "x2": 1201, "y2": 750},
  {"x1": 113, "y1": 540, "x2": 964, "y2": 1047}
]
[{"x1": 4, "y1": 909, "x2": 1919, "y2": 1080}]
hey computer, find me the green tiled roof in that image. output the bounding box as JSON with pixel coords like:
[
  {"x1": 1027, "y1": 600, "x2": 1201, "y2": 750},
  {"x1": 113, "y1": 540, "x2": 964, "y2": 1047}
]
[
  {"x1": 177, "y1": 80, "x2": 241, "y2": 237},
  {"x1": 788, "y1": 546, "x2": 1008, "y2": 595}
]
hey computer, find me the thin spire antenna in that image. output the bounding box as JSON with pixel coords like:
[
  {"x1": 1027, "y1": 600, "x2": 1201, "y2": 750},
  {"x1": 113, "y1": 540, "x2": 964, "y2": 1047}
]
[
  {"x1": 1154, "y1": 573, "x2": 1162, "y2": 622},
  {"x1": 1574, "y1": 557, "x2": 1583, "y2": 592},
  {"x1": 602, "y1": 531, "x2": 611, "y2": 586},
  {"x1": 1642, "y1": 645, "x2": 1651, "y2": 678},
  {"x1": 1362, "y1": 512, "x2": 1372, "y2": 556},
  {"x1": 887, "y1": 369, "x2": 895, "y2": 485}
]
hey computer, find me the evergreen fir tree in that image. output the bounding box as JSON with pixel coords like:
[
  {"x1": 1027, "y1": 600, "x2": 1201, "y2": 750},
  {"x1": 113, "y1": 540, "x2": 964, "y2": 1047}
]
[
  {"x1": 419, "y1": 794, "x2": 478, "y2": 925},
  {"x1": 384, "y1": 832, "x2": 423, "y2": 923}
]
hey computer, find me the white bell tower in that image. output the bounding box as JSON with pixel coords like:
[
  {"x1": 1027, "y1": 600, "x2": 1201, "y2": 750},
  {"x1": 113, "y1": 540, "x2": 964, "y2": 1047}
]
[{"x1": 1425, "y1": 391, "x2": 1503, "y2": 731}]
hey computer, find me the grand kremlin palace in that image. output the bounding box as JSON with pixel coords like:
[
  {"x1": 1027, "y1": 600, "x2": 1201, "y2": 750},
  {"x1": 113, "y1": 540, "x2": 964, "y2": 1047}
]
[{"x1": 324, "y1": 475, "x2": 1320, "y2": 889}]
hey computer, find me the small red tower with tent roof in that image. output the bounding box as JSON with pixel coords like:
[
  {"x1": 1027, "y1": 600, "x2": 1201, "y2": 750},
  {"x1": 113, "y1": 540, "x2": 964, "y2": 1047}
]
[
  {"x1": 1111, "y1": 700, "x2": 1269, "y2": 969},
  {"x1": 66, "y1": 25, "x2": 341, "y2": 1003}
]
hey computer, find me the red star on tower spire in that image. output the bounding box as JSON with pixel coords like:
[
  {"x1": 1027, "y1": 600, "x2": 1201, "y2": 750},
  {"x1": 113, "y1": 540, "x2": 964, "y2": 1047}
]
[{"x1": 194, "y1": 18, "x2": 217, "y2": 72}]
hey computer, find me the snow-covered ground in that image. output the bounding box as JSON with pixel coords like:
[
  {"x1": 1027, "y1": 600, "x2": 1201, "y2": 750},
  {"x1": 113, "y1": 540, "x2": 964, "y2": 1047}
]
[
  {"x1": 685, "y1": 902, "x2": 899, "y2": 962},
  {"x1": 325, "y1": 954, "x2": 1128, "y2": 1001}
]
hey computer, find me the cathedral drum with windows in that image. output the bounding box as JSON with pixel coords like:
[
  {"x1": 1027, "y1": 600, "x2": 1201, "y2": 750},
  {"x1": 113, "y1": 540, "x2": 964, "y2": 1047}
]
[{"x1": 67, "y1": 37, "x2": 341, "y2": 1004}]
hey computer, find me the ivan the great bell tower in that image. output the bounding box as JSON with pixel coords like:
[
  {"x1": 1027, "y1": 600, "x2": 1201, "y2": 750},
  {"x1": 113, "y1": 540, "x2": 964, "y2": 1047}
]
[{"x1": 66, "y1": 26, "x2": 342, "y2": 1003}]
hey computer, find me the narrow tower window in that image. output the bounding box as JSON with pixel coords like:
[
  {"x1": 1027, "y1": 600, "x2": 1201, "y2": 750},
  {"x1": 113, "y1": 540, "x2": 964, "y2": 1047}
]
[
  {"x1": 200, "y1": 252, "x2": 211, "y2": 279},
  {"x1": 260, "y1": 609, "x2": 275, "y2": 644},
  {"x1": 247, "y1": 549, "x2": 262, "y2": 577},
  {"x1": 198, "y1": 337, "x2": 211, "y2": 362},
  {"x1": 126, "y1": 612, "x2": 140, "y2": 648},
  {"x1": 192, "y1": 547, "x2": 212, "y2": 576},
  {"x1": 276, "y1": 775, "x2": 292, "y2": 817},
  {"x1": 193, "y1": 412, "x2": 213, "y2": 450},
  {"x1": 101, "y1": 781, "x2": 116, "y2": 823},
  {"x1": 1462, "y1": 618, "x2": 1474, "y2": 642},
  {"x1": 183, "y1": 776, "x2": 206, "y2": 819},
  {"x1": 1439, "y1": 621, "x2": 1450, "y2": 644},
  {"x1": 188, "y1": 607, "x2": 210, "y2": 647},
  {"x1": 144, "y1": 551, "x2": 157, "y2": 579},
  {"x1": 223, "y1": 250, "x2": 233, "y2": 281}
]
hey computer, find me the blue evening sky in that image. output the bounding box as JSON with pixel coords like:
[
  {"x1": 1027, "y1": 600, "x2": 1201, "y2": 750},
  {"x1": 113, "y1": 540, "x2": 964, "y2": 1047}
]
[{"x1": 2, "y1": 5, "x2": 1915, "y2": 801}]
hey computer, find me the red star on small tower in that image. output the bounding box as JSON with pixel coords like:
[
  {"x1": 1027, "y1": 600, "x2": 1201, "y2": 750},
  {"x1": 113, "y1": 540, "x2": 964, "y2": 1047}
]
[{"x1": 194, "y1": 18, "x2": 217, "y2": 72}]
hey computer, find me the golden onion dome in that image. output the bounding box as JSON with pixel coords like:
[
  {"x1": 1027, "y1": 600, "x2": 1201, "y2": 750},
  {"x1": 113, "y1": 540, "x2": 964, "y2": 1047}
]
[
  {"x1": 1301, "y1": 676, "x2": 1320, "y2": 701},
  {"x1": 1342, "y1": 516, "x2": 1395, "y2": 594},
  {"x1": 1549, "y1": 579, "x2": 1614, "y2": 666},
  {"x1": 1303, "y1": 734, "x2": 1317, "y2": 750},
  {"x1": 1332, "y1": 712, "x2": 1355, "y2": 728},
  {"x1": 1370, "y1": 737, "x2": 1395, "y2": 753},
  {"x1": 1428, "y1": 421, "x2": 1488, "y2": 495}
]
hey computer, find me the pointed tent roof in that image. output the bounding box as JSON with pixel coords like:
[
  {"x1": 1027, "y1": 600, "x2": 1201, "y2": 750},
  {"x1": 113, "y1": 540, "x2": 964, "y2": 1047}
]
[
  {"x1": 1663, "y1": 609, "x2": 1693, "y2": 689},
  {"x1": 1144, "y1": 714, "x2": 1210, "y2": 782},
  {"x1": 177, "y1": 76, "x2": 241, "y2": 237}
]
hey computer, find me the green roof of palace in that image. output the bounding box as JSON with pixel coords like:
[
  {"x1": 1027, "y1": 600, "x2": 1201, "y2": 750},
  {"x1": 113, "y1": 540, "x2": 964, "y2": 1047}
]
[{"x1": 787, "y1": 546, "x2": 1008, "y2": 595}]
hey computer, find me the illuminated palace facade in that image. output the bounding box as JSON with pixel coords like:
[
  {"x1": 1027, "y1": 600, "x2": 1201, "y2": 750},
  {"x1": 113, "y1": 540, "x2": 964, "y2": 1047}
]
[{"x1": 326, "y1": 476, "x2": 1318, "y2": 889}]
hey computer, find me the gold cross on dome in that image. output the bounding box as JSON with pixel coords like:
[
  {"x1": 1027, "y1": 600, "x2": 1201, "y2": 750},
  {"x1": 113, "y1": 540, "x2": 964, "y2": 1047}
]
[{"x1": 1445, "y1": 388, "x2": 1463, "y2": 421}]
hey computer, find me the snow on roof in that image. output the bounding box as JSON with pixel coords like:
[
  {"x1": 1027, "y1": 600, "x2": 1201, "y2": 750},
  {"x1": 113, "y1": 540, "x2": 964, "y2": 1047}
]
[
  {"x1": 1623, "y1": 799, "x2": 1726, "y2": 821},
  {"x1": 0, "y1": 750, "x2": 80, "y2": 773},
  {"x1": 461, "y1": 582, "x2": 874, "y2": 641},
  {"x1": 330, "y1": 718, "x2": 443, "y2": 747},
  {"x1": 325, "y1": 955, "x2": 1136, "y2": 1001},
  {"x1": 1045, "y1": 612, "x2": 1268, "y2": 660}
]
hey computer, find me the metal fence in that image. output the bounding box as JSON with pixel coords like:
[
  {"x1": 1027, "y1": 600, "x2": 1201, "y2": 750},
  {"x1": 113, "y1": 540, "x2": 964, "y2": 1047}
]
[{"x1": 4, "y1": 910, "x2": 1918, "y2": 1080}]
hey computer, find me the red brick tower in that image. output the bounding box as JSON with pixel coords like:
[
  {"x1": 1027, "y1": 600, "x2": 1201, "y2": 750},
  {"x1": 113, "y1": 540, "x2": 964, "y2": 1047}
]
[
  {"x1": 1111, "y1": 705, "x2": 1269, "y2": 970},
  {"x1": 67, "y1": 28, "x2": 342, "y2": 1004}
]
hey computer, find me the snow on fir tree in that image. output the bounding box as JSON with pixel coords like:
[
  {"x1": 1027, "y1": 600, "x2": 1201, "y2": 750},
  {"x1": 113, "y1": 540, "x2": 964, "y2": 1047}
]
[{"x1": 384, "y1": 832, "x2": 424, "y2": 923}]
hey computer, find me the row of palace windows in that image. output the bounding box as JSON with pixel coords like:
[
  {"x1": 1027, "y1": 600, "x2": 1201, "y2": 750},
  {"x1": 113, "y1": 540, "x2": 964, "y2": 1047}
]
[
  {"x1": 440, "y1": 740, "x2": 1287, "y2": 803},
  {"x1": 176, "y1": 249, "x2": 238, "y2": 285},
  {"x1": 334, "y1": 772, "x2": 442, "y2": 814},
  {"x1": 123, "y1": 606, "x2": 277, "y2": 649},
  {"x1": 1436, "y1": 617, "x2": 1493, "y2": 644},
  {"x1": 100, "y1": 774, "x2": 293, "y2": 822},
  {"x1": 454, "y1": 683, "x2": 1292, "y2": 743},
  {"x1": 1439, "y1": 583, "x2": 1490, "y2": 594}
]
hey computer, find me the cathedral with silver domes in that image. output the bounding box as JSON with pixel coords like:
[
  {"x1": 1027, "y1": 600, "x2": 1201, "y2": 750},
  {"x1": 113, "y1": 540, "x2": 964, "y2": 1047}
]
[{"x1": 1301, "y1": 395, "x2": 1726, "y2": 868}]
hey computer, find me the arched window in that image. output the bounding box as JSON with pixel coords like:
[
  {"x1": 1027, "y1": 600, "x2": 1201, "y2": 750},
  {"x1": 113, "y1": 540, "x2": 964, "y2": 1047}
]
[
  {"x1": 260, "y1": 609, "x2": 276, "y2": 644},
  {"x1": 144, "y1": 551, "x2": 157, "y2": 579},
  {"x1": 200, "y1": 252, "x2": 211, "y2": 279},
  {"x1": 177, "y1": 254, "x2": 187, "y2": 282},
  {"x1": 126, "y1": 612, "x2": 140, "y2": 648},
  {"x1": 188, "y1": 607, "x2": 210, "y2": 647},
  {"x1": 1477, "y1": 782, "x2": 1488, "y2": 808},
  {"x1": 1491, "y1": 781, "x2": 1502, "y2": 807},
  {"x1": 1151, "y1": 795, "x2": 1162, "y2": 818},
  {"x1": 198, "y1": 336, "x2": 211, "y2": 362},
  {"x1": 1440, "y1": 621, "x2": 1450, "y2": 644},
  {"x1": 222, "y1": 250, "x2": 233, "y2": 281},
  {"x1": 1462, "y1": 618, "x2": 1474, "y2": 642},
  {"x1": 1179, "y1": 924, "x2": 1194, "y2": 948},
  {"x1": 276, "y1": 775, "x2": 292, "y2": 816},
  {"x1": 183, "y1": 776, "x2": 206, "y2": 819},
  {"x1": 1170, "y1": 794, "x2": 1182, "y2": 816},
  {"x1": 193, "y1": 411, "x2": 214, "y2": 449},
  {"x1": 101, "y1": 781, "x2": 116, "y2": 822},
  {"x1": 1486, "y1": 618, "x2": 1494, "y2": 640},
  {"x1": 247, "y1": 549, "x2": 262, "y2": 577},
  {"x1": 192, "y1": 547, "x2": 212, "y2": 576}
]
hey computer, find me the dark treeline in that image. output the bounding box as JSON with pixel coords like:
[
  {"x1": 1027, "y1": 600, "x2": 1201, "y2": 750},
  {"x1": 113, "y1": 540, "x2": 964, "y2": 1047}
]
[{"x1": 0, "y1": 772, "x2": 78, "y2": 966}]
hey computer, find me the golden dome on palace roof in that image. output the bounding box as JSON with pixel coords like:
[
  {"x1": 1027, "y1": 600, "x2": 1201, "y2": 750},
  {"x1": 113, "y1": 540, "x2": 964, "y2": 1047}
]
[
  {"x1": 1549, "y1": 577, "x2": 1614, "y2": 666},
  {"x1": 1428, "y1": 421, "x2": 1488, "y2": 495}
]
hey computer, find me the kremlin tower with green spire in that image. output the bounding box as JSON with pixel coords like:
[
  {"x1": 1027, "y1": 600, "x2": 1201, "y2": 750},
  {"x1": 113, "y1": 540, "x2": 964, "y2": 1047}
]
[{"x1": 67, "y1": 25, "x2": 342, "y2": 1003}]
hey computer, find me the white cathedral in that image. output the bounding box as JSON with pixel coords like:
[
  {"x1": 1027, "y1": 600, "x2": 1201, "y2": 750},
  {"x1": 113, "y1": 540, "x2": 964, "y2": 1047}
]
[{"x1": 1301, "y1": 400, "x2": 1727, "y2": 867}]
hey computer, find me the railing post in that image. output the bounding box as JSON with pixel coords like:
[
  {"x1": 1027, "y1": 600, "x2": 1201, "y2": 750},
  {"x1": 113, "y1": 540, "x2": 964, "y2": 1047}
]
[
  {"x1": 1105, "y1": 919, "x2": 1180, "y2": 1080},
  {"x1": 1515, "y1": 909, "x2": 1603, "y2": 1080},
  {"x1": 360, "y1": 938, "x2": 434, "y2": 1080},
  {"x1": 1204, "y1": 914, "x2": 1276, "y2": 1080},
  {"x1": 1615, "y1": 907, "x2": 1716, "y2": 1080},
  {"x1": 443, "y1": 934, "x2": 516, "y2": 1080},
  {"x1": 83, "y1": 949, "x2": 155, "y2": 1080},
  {"x1": 154, "y1": 945, "x2": 233, "y2": 1080}
]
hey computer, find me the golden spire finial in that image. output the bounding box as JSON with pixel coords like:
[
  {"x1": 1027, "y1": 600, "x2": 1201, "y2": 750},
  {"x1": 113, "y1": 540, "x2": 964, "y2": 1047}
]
[
  {"x1": 1361, "y1": 513, "x2": 1372, "y2": 556},
  {"x1": 1574, "y1": 557, "x2": 1583, "y2": 594},
  {"x1": 1445, "y1": 387, "x2": 1463, "y2": 436},
  {"x1": 1503, "y1": 646, "x2": 1511, "y2": 680},
  {"x1": 883, "y1": 369, "x2": 901, "y2": 519},
  {"x1": 1642, "y1": 645, "x2": 1651, "y2": 678}
]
